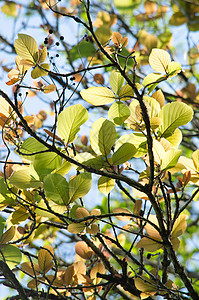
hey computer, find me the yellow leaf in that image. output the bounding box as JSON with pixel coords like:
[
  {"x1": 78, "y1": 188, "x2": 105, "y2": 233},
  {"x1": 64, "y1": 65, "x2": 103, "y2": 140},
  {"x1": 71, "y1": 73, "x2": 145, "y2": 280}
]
[
  {"x1": 98, "y1": 176, "x2": 115, "y2": 195},
  {"x1": 171, "y1": 214, "x2": 187, "y2": 238},
  {"x1": 67, "y1": 223, "x2": 85, "y2": 234},
  {"x1": 119, "y1": 84, "x2": 134, "y2": 101},
  {"x1": 75, "y1": 241, "x2": 94, "y2": 259},
  {"x1": 38, "y1": 245, "x2": 54, "y2": 273},
  {"x1": 21, "y1": 262, "x2": 40, "y2": 276},
  {"x1": 149, "y1": 48, "x2": 171, "y2": 73},
  {"x1": 192, "y1": 149, "x2": 199, "y2": 172},
  {"x1": 31, "y1": 63, "x2": 50, "y2": 79},
  {"x1": 112, "y1": 208, "x2": 132, "y2": 221},
  {"x1": 80, "y1": 87, "x2": 115, "y2": 106},
  {"x1": 152, "y1": 89, "x2": 165, "y2": 107},
  {"x1": 38, "y1": 47, "x2": 47, "y2": 63},
  {"x1": 136, "y1": 237, "x2": 162, "y2": 252},
  {"x1": 90, "y1": 262, "x2": 105, "y2": 284},
  {"x1": 43, "y1": 84, "x2": 56, "y2": 93},
  {"x1": 0, "y1": 227, "x2": 15, "y2": 245}
]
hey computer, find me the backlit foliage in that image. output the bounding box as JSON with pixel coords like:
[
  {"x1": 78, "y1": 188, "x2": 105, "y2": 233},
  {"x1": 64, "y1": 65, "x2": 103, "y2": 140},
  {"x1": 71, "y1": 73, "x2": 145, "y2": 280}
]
[{"x1": 0, "y1": 0, "x2": 199, "y2": 299}]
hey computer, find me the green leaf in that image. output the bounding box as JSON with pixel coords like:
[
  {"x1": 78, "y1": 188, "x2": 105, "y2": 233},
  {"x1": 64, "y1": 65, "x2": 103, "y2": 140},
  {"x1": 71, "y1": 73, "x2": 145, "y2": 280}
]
[
  {"x1": 143, "y1": 73, "x2": 165, "y2": 93},
  {"x1": 43, "y1": 173, "x2": 69, "y2": 205},
  {"x1": 80, "y1": 87, "x2": 115, "y2": 106},
  {"x1": 0, "y1": 178, "x2": 15, "y2": 206},
  {"x1": 14, "y1": 34, "x2": 38, "y2": 64},
  {"x1": 143, "y1": 96, "x2": 161, "y2": 117},
  {"x1": 31, "y1": 63, "x2": 50, "y2": 79},
  {"x1": 9, "y1": 166, "x2": 41, "y2": 189},
  {"x1": 57, "y1": 104, "x2": 89, "y2": 144},
  {"x1": 0, "y1": 216, "x2": 6, "y2": 237},
  {"x1": 115, "y1": 133, "x2": 147, "y2": 158},
  {"x1": 54, "y1": 160, "x2": 71, "y2": 176},
  {"x1": 108, "y1": 102, "x2": 130, "y2": 125},
  {"x1": 159, "y1": 102, "x2": 193, "y2": 138},
  {"x1": 19, "y1": 137, "x2": 46, "y2": 161},
  {"x1": 69, "y1": 173, "x2": 92, "y2": 203},
  {"x1": 35, "y1": 199, "x2": 66, "y2": 218},
  {"x1": 69, "y1": 40, "x2": 96, "y2": 62},
  {"x1": 166, "y1": 128, "x2": 182, "y2": 148},
  {"x1": 98, "y1": 176, "x2": 115, "y2": 195},
  {"x1": 161, "y1": 149, "x2": 182, "y2": 171},
  {"x1": 109, "y1": 71, "x2": 124, "y2": 94},
  {"x1": 0, "y1": 245, "x2": 22, "y2": 269},
  {"x1": 33, "y1": 152, "x2": 62, "y2": 180},
  {"x1": 112, "y1": 143, "x2": 137, "y2": 165},
  {"x1": 90, "y1": 118, "x2": 116, "y2": 156}
]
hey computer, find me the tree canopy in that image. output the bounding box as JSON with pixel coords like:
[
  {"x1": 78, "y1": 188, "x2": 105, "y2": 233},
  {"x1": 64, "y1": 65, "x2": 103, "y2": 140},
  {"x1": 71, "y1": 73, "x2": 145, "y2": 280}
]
[{"x1": 0, "y1": 0, "x2": 199, "y2": 299}]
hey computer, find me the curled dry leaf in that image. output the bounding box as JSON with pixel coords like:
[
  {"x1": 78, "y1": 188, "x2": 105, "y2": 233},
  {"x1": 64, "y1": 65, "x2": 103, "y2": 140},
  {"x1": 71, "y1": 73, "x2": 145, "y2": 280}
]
[
  {"x1": 38, "y1": 245, "x2": 54, "y2": 274},
  {"x1": 75, "y1": 241, "x2": 94, "y2": 259}
]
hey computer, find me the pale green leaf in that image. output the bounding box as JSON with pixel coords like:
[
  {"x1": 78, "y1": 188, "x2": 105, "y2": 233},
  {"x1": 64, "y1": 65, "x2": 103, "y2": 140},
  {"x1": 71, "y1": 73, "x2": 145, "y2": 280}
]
[
  {"x1": 149, "y1": 48, "x2": 171, "y2": 73},
  {"x1": 143, "y1": 96, "x2": 161, "y2": 117},
  {"x1": 109, "y1": 70, "x2": 124, "y2": 94},
  {"x1": 166, "y1": 128, "x2": 182, "y2": 148},
  {"x1": 161, "y1": 149, "x2": 182, "y2": 171},
  {"x1": 166, "y1": 61, "x2": 181, "y2": 76},
  {"x1": 19, "y1": 137, "x2": 46, "y2": 161},
  {"x1": 35, "y1": 199, "x2": 66, "y2": 218},
  {"x1": 143, "y1": 73, "x2": 165, "y2": 93},
  {"x1": 57, "y1": 104, "x2": 89, "y2": 144},
  {"x1": 80, "y1": 87, "x2": 115, "y2": 106},
  {"x1": 0, "y1": 245, "x2": 22, "y2": 269},
  {"x1": 33, "y1": 152, "x2": 62, "y2": 179},
  {"x1": 98, "y1": 176, "x2": 115, "y2": 195},
  {"x1": 108, "y1": 102, "x2": 130, "y2": 125},
  {"x1": 112, "y1": 143, "x2": 137, "y2": 165},
  {"x1": 53, "y1": 160, "x2": 71, "y2": 176},
  {"x1": 159, "y1": 102, "x2": 193, "y2": 138},
  {"x1": 9, "y1": 166, "x2": 41, "y2": 189},
  {"x1": 43, "y1": 173, "x2": 69, "y2": 205},
  {"x1": 192, "y1": 149, "x2": 199, "y2": 172},
  {"x1": 115, "y1": 133, "x2": 147, "y2": 158},
  {"x1": 14, "y1": 34, "x2": 38, "y2": 64},
  {"x1": 69, "y1": 173, "x2": 92, "y2": 203},
  {"x1": 152, "y1": 140, "x2": 165, "y2": 165},
  {"x1": 90, "y1": 118, "x2": 116, "y2": 156}
]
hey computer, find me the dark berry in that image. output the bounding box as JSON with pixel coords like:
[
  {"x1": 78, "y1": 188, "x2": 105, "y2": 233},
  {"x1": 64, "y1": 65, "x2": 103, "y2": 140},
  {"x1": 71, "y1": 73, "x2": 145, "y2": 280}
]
[
  {"x1": 60, "y1": 36, "x2": 64, "y2": 40},
  {"x1": 19, "y1": 93, "x2": 22, "y2": 96},
  {"x1": 44, "y1": 40, "x2": 48, "y2": 45},
  {"x1": 55, "y1": 42, "x2": 60, "y2": 46},
  {"x1": 49, "y1": 29, "x2": 53, "y2": 34},
  {"x1": 56, "y1": 54, "x2": 59, "y2": 57}
]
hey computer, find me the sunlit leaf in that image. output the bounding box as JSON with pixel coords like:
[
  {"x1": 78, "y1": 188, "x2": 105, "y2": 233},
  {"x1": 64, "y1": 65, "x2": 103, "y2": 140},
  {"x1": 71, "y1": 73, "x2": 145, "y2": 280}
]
[
  {"x1": 98, "y1": 176, "x2": 115, "y2": 195},
  {"x1": 166, "y1": 61, "x2": 181, "y2": 76},
  {"x1": 192, "y1": 149, "x2": 199, "y2": 172},
  {"x1": 151, "y1": 89, "x2": 165, "y2": 107},
  {"x1": 80, "y1": 87, "x2": 115, "y2": 105},
  {"x1": 43, "y1": 173, "x2": 69, "y2": 205},
  {"x1": 90, "y1": 262, "x2": 105, "y2": 284},
  {"x1": 57, "y1": 104, "x2": 89, "y2": 144},
  {"x1": 109, "y1": 70, "x2": 124, "y2": 94},
  {"x1": 112, "y1": 143, "x2": 136, "y2": 165},
  {"x1": 112, "y1": 208, "x2": 132, "y2": 221},
  {"x1": 9, "y1": 166, "x2": 41, "y2": 189},
  {"x1": 14, "y1": 34, "x2": 38, "y2": 64},
  {"x1": 166, "y1": 128, "x2": 182, "y2": 148},
  {"x1": 149, "y1": 48, "x2": 171, "y2": 73},
  {"x1": 0, "y1": 245, "x2": 22, "y2": 269},
  {"x1": 136, "y1": 237, "x2": 162, "y2": 252},
  {"x1": 67, "y1": 223, "x2": 85, "y2": 234},
  {"x1": 31, "y1": 63, "x2": 50, "y2": 79},
  {"x1": 108, "y1": 101, "x2": 130, "y2": 125},
  {"x1": 38, "y1": 245, "x2": 54, "y2": 273},
  {"x1": 75, "y1": 241, "x2": 93, "y2": 259},
  {"x1": 159, "y1": 102, "x2": 193, "y2": 138},
  {"x1": 172, "y1": 214, "x2": 187, "y2": 238},
  {"x1": 143, "y1": 73, "x2": 165, "y2": 93},
  {"x1": 119, "y1": 84, "x2": 134, "y2": 101},
  {"x1": 43, "y1": 84, "x2": 56, "y2": 93},
  {"x1": 161, "y1": 149, "x2": 182, "y2": 171},
  {"x1": 69, "y1": 173, "x2": 92, "y2": 203},
  {"x1": 90, "y1": 118, "x2": 116, "y2": 156}
]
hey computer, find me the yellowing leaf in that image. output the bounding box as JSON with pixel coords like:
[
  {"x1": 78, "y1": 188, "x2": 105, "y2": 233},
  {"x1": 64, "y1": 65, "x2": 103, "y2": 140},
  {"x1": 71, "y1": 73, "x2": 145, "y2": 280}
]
[
  {"x1": 57, "y1": 104, "x2": 89, "y2": 145},
  {"x1": 166, "y1": 61, "x2": 181, "y2": 76},
  {"x1": 38, "y1": 47, "x2": 47, "y2": 63},
  {"x1": 31, "y1": 63, "x2": 50, "y2": 79},
  {"x1": 80, "y1": 87, "x2": 115, "y2": 105},
  {"x1": 108, "y1": 102, "x2": 130, "y2": 125},
  {"x1": 38, "y1": 245, "x2": 54, "y2": 273},
  {"x1": 172, "y1": 214, "x2": 187, "y2": 238},
  {"x1": 166, "y1": 128, "x2": 182, "y2": 148},
  {"x1": 14, "y1": 34, "x2": 38, "y2": 64},
  {"x1": 98, "y1": 176, "x2": 115, "y2": 195},
  {"x1": 143, "y1": 73, "x2": 165, "y2": 93},
  {"x1": 112, "y1": 208, "x2": 132, "y2": 221},
  {"x1": 67, "y1": 223, "x2": 85, "y2": 234},
  {"x1": 136, "y1": 237, "x2": 162, "y2": 252},
  {"x1": 43, "y1": 84, "x2": 56, "y2": 93},
  {"x1": 75, "y1": 207, "x2": 90, "y2": 219},
  {"x1": 21, "y1": 262, "x2": 40, "y2": 276},
  {"x1": 151, "y1": 89, "x2": 165, "y2": 107},
  {"x1": 90, "y1": 118, "x2": 116, "y2": 156},
  {"x1": 90, "y1": 262, "x2": 105, "y2": 284},
  {"x1": 75, "y1": 241, "x2": 93, "y2": 259},
  {"x1": 119, "y1": 84, "x2": 134, "y2": 101},
  {"x1": 149, "y1": 48, "x2": 171, "y2": 73},
  {"x1": 0, "y1": 227, "x2": 15, "y2": 245}
]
